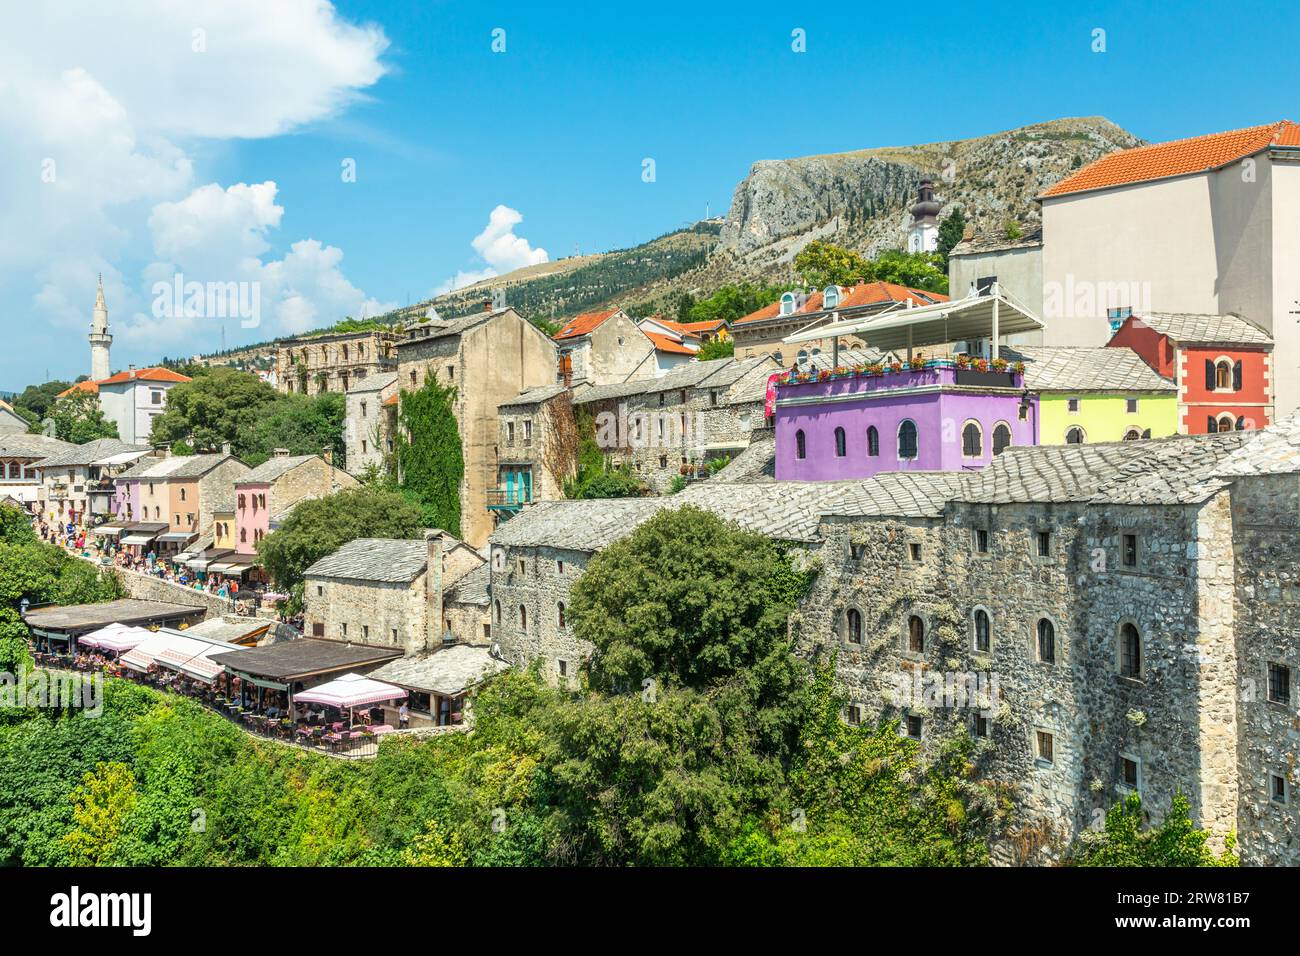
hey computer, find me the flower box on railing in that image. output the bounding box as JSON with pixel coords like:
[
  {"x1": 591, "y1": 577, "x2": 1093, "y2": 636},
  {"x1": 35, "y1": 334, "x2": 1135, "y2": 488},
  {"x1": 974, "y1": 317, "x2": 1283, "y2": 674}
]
[{"x1": 776, "y1": 358, "x2": 1025, "y2": 393}]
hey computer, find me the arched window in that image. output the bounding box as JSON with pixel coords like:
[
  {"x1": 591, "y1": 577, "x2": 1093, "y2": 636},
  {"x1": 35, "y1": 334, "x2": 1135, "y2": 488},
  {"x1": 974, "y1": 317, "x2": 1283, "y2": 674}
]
[
  {"x1": 961, "y1": 421, "x2": 983, "y2": 458},
  {"x1": 1123, "y1": 428, "x2": 1141, "y2": 441},
  {"x1": 1119, "y1": 623, "x2": 1141, "y2": 678},
  {"x1": 519, "y1": 605, "x2": 527, "y2": 630},
  {"x1": 992, "y1": 422, "x2": 1012, "y2": 456},
  {"x1": 1215, "y1": 360, "x2": 1232, "y2": 390},
  {"x1": 557, "y1": 602, "x2": 566, "y2": 629},
  {"x1": 240, "y1": 527, "x2": 247, "y2": 543},
  {"x1": 1218, "y1": 415, "x2": 1236, "y2": 434},
  {"x1": 908, "y1": 615, "x2": 925, "y2": 653},
  {"x1": 898, "y1": 420, "x2": 918, "y2": 460},
  {"x1": 845, "y1": 608, "x2": 862, "y2": 644},
  {"x1": 867, "y1": 426, "x2": 879, "y2": 457},
  {"x1": 797, "y1": 349, "x2": 809, "y2": 365},
  {"x1": 834, "y1": 427, "x2": 847, "y2": 457},
  {"x1": 973, "y1": 609, "x2": 991, "y2": 652},
  {"x1": 1065, "y1": 426, "x2": 1085, "y2": 445},
  {"x1": 795, "y1": 429, "x2": 807, "y2": 460},
  {"x1": 1037, "y1": 618, "x2": 1056, "y2": 663},
  {"x1": 780, "y1": 292, "x2": 797, "y2": 316},
  {"x1": 823, "y1": 285, "x2": 840, "y2": 309}
]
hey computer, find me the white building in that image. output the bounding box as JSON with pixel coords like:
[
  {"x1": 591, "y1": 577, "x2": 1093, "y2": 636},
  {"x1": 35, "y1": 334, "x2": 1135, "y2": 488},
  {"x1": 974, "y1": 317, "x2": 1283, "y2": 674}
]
[{"x1": 906, "y1": 179, "x2": 941, "y2": 253}]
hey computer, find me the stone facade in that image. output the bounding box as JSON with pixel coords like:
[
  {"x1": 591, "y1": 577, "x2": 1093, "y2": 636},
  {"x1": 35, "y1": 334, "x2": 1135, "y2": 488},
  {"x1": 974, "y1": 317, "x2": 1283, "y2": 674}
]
[
  {"x1": 495, "y1": 384, "x2": 576, "y2": 511},
  {"x1": 555, "y1": 309, "x2": 656, "y2": 387},
  {"x1": 344, "y1": 373, "x2": 398, "y2": 474},
  {"x1": 275, "y1": 329, "x2": 399, "y2": 396}
]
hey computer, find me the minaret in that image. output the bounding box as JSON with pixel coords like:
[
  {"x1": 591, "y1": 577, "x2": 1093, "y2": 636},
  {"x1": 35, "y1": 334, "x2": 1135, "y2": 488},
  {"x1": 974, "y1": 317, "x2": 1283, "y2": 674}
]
[
  {"x1": 89, "y1": 274, "x2": 112, "y2": 381},
  {"x1": 907, "y1": 179, "x2": 942, "y2": 253}
]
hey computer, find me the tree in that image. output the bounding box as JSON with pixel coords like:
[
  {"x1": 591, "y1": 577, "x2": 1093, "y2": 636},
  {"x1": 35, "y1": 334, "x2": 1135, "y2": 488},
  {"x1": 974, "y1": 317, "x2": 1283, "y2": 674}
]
[
  {"x1": 793, "y1": 240, "x2": 872, "y2": 288},
  {"x1": 563, "y1": 409, "x2": 649, "y2": 499},
  {"x1": 394, "y1": 379, "x2": 464, "y2": 535},
  {"x1": 401, "y1": 819, "x2": 469, "y2": 866},
  {"x1": 793, "y1": 241, "x2": 948, "y2": 294},
  {"x1": 255, "y1": 487, "x2": 424, "y2": 592},
  {"x1": 11, "y1": 379, "x2": 76, "y2": 422},
  {"x1": 686, "y1": 282, "x2": 794, "y2": 326},
  {"x1": 60, "y1": 762, "x2": 138, "y2": 867},
  {"x1": 861, "y1": 249, "x2": 949, "y2": 293},
  {"x1": 148, "y1": 368, "x2": 282, "y2": 454},
  {"x1": 246, "y1": 392, "x2": 346, "y2": 468},
  {"x1": 937, "y1": 208, "x2": 968, "y2": 261},
  {"x1": 1071, "y1": 793, "x2": 1238, "y2": 867},
  {"x1": 695, "y1": 338, "x2": 734, "y2": 362},
  {"x1": 49, "y1": 391, "x2": 118, "y2": 443}
]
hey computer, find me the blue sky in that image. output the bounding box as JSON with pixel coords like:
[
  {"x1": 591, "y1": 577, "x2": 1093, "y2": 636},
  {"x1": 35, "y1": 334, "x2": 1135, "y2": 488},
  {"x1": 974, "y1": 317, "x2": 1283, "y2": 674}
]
[{"x1": 4, "y1": 0, "x2": 1300, "y2": 391}]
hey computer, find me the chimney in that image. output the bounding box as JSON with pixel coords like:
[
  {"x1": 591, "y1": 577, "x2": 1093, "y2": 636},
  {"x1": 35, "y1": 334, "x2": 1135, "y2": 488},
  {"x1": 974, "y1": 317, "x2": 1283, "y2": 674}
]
[
  {"x1": 153, "y1": 442, "x2": 170, "y2": 459},
  {"x1": 321, "y1": 446, "x2": 333, "y2": 466},
  {"x1": 273, "y1": 448, "x2": 290, "y2": 459},
  {"x1": 482, "y1": 298, "x2": 493, "y2": 313},
  {"x1": 962, "y1": 223, "x2": 975, "y2": 241},
  {"x1": 423, "y1": 530, "x2": 445, "y2": 654},
  {"x1": 221, "y1": 441, "x2": 231, "y2": 455}
]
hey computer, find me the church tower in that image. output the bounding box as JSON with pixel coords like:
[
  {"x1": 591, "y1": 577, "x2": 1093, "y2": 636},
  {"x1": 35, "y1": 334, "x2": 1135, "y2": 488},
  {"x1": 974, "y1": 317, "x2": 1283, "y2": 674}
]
[
  {"x1": 89, "y1": 274, "x2": 112, "y2": 381},
  {"x1": 907, "y1": 179, "x2": 941, "y2": 253}
]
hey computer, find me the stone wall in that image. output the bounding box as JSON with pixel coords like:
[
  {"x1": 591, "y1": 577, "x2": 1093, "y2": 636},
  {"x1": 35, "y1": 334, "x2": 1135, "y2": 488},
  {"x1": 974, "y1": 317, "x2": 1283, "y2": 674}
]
[
  {"x1": 303, "y1": 574, "x2": 427, "y2": 653},
  {"x1": 112, "y1": 567, "x2": 234, "y2": 617},
  {"x1": 490, "y1": 543, "x2": 590, "y2": 683}
]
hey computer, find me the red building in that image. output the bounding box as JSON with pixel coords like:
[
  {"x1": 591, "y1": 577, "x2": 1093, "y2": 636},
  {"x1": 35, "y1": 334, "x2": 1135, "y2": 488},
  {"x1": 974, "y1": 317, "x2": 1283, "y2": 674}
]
[{"x1": 1108, "y1": 312, "x2": 1274, "y2": 434}]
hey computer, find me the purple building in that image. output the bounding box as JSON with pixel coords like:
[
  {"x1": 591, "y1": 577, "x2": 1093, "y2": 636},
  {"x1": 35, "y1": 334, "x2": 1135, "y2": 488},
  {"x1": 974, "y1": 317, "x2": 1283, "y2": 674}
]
[
  {"x1": 774, "y1": 361, "x2": 1039, "y2": 481},
  {"x1": 112, "y1": 475, "x2": 141, "y2": 521}
]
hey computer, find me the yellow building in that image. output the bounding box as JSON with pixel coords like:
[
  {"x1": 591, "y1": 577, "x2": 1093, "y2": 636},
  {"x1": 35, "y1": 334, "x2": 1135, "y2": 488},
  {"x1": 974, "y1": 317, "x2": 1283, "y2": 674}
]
[
  {"x1": 213, "y1": 510, "x2": 236, "y2": 550},
  {"x1": 1005, "y1": 346, "x2": 1178, "y2": 444}
]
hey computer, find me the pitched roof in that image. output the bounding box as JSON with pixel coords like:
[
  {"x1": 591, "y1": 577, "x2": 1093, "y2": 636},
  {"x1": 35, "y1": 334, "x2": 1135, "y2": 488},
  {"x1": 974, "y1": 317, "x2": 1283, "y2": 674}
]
[
  {"x1": 370, "y1": 645, "x2": 509, "y2": 695},
  {"x1": 346, "y1": 372, "x2": 398, "y2": 394},
  {"x1": 554, "y1": 308, "x2": 619, "y2": 340},
  {"x1": 574, "y1": 356, "x2": 764, "y2": 405},
  {"x1": 645, "y1": 330, "x2": 699, "y2": 356},
  {"x1": 1215, "y1": 411, "x2": 1300, "y2": 477},
  {"x1": 659, "y1": 318, "x2": 727, "y2": 335},
  {"x1": 0, "y1": 433, "x2": 73, "y2": 460},
  {"x1": 304, "y1": 537, "x2": 428, "y2": 583},
  {"x1": 710, "y1": 433, "x2": 776, "y2": 483},
  {"x1": 398, "y1": 308, "x2": 508, "y2": 345},
  {"x1": 1001, "y1": 345, "x2": 1175, "y2": 392},
  {"x1": 33, "y1": 438, "x2": 150, "y2": 469},
  {"x1": 1042, "y1": 121, "x2": 1300, "y2": 198},
  {"x1": 820, "y1": 472, "x2": 969, "y2": 518},
  {"x1": 57, "y1": 367, "x2": 191, "y2": 397},
  {"x1": 444, "y1": 561, "x2": 490, "y2": 606},
  {"x1": 949, "y1": 227, "x2": 1044, "y2": 256},
  {"x1": 237, "y1": 454, "x2": 317, "y2": 484},
  {"x1": 498, "y1": 383, "x2": 570, "y2": 409},
  {"x1": 735, "y1": 281, "x2": 949, "y2": 327},
  {"x1": 956, "y1": 432, "x2": 1252, "y2": 506},
  {"x1": 1126, "y1": 312, "x2": 1273, "y2": 347},
  {"x1": 161, "y1": 452, "x2": 241, "y2": 479},
  {"x1": 207, "y1": 639, "x2": 402, "y2": 681}
]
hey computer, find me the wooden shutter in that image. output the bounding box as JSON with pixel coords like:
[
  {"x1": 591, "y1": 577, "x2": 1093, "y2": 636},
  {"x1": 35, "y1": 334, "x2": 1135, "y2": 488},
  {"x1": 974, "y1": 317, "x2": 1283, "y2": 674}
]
[
  {"x1": 1233, "y1": 360, "x2": 1243, "y2": 391},
  {"x1": 1207, "y1": 416, "x2": 1217, "y2": 433},
  {"x1": 1205, "y1": 359, "x2": 1215, "y2": 391}
]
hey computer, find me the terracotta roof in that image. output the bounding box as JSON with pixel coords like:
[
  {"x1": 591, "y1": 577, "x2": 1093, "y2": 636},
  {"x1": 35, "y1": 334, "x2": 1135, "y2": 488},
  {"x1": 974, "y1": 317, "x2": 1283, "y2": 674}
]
[
  {"x1": 1042, "y1": 121, "x2": 1300, "y2": 198},
  {"x1": 554, "y1": 308, "x2": 619, "y2": 340},
  {"x1": 644, "y1": 331, "x2": 698, "y2": 355},
  {"x1": 659, "y1": 319, "x2": 726, "y2": 335},
  {"x1": 734, "y1": 281, "x2": 948, "y2": 327},
  {"x1": 58, "y1": 367, "x2": 191, "y2": 397}
]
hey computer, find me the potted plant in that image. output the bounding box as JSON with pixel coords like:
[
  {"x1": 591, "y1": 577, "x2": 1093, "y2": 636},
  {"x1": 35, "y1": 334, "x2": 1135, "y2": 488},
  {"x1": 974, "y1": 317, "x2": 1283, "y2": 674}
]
[
  {"x1": 991, "y1": 357, "x2": 1009, "y2": 372},
  {"x1": 908, "y1": 355, "x2": 925, "y2": 371},
  {"x1": 956, "y1": 354, "x2": 971, "y2": 369},
  {"x1": 888, "y1": 361, "x2": 903, "y2": 374}
]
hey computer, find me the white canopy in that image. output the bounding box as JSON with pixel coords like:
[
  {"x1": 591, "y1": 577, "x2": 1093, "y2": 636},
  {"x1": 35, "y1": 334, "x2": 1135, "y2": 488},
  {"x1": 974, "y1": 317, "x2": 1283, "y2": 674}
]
[
  {"x1": 95, "y1": 627, "x2": 155, "y2": 654},
  {"x1": 295, "y1": 672, "x2": 407, "y2": 709},
  {"x1": 91, "y1": 450, "x2": 151, "y2": 467},
  {"x1": 121, "y1": 631, "x2": 192, "y2": 672},
  {"x1": 178, "y1": 644, "x2": 244, "y2": 683},
  {"x1": 78, "y1": 622, "x2": 139, "y2": 649}
]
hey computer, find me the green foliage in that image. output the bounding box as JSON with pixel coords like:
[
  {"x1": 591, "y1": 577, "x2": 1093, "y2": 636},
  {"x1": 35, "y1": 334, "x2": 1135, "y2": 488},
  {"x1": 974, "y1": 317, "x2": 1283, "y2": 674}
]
[
  {"x1": 50, "y1": 391, "x2": 119, "y2": 443},
  {"x1": 0, "y1": 503, "x2": 37, "y2": 546},
  {"x1": 1071, "y1": 792, "x2": 1238, "y2": 867},
  {"x1": 793, "y1": 240, "x2": 948, "y2": 294},
  {"x1": 245, "y1": 392, "x2": 346, "y2": 468},
  {"x1": 323, "y1": 316, "x2": 391, "y2": 335},
  {"x1": 1003, "y1": 219, "x2": 1024, "y2": 241},
  {"x1": 255, "y1": 487, "x2": 424, "y2": 592},
  {"x1": 11, "y1": 379, "x2": 76, "y2": 422},
  {"x1": 793, "y1": 240, "x2": 872, "y2": 288},
  {"x1": 61, "y1": 761, "x2": 138, "y2": 866},
  {"x1": 401, "y1": 819, "x2": 470, "y2": 866},
  {"x1": 937, "y1": 207, "x2": 968, "y2": 260},
  {"x1": 563, "y1": 409, "x2": 648, "y2": 499},
  {"x1": 393, "y1": 379, "x2": 464, "y2": 535},
  {"x1": 695, "y1": 338, "x2": 734, "y2": 362},
  {"x1": 686, "y1": 282, "x2": 795, "y2": 326}
]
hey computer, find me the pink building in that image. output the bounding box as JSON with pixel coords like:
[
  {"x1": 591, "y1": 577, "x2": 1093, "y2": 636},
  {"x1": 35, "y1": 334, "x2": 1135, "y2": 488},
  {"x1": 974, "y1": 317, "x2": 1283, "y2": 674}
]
[{"x1": 234, "y1": 452, "x2": 359, "y2": 554}]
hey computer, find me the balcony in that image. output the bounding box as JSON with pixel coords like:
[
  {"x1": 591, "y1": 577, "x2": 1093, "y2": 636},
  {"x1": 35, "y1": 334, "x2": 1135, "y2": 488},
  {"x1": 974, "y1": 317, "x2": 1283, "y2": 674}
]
[
  {"x1": 775, "y1": 359, "x2": 1024, "y2": 406},
  {"x1": 487, "y1": 487, "x2": 532, "y2": 520}
]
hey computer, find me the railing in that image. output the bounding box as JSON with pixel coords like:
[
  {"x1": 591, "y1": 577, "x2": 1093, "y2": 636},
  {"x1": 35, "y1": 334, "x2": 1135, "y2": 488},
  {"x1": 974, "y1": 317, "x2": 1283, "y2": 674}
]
[{"x1": 486, "y1": 488, "x2": 532, "y2": 508}]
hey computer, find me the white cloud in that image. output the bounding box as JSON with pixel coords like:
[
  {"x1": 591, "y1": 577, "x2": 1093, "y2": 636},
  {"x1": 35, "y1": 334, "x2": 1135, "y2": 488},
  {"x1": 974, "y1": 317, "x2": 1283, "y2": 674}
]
[
  {"x1": 436, "y1": 205, "x2": 548, "y2": 294},
  {"x1": 0, "y1": 0, "x2": 390, "y2": 380}
]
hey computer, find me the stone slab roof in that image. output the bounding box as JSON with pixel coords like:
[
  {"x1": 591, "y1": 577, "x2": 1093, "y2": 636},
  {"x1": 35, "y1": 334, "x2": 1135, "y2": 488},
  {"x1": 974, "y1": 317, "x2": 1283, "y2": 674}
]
[
  {"x1": 0, "y1": 433, "x2": 73, "y2": 459},
  {"x1": 957, "y1": 432, "x2": 1252, "y2": 506},
  {"x1": 1133, "y1": 312, "x2": 1272, "y2": 347},
  {"x1": 304, "y1": 537, "x2": 427, "y2": 583},
  {"x1": 445, "y1": 561, "x2": 490, "y2": 606},
  {"x1": 115, "y1": 453, "x2": 237, "y2": 481},
  {"x1": 499, "y1": 383, "x2": 570, "y2": 409},
  {"x1": 399, "y1": 308, "x2": 508, "y2": 345},
  {"x1": 1001, "y1": 345, "x2": 1175, "y2": 392},
  {"x1": 182, "y1": 616, "x2": 271, "y2": 644},
  {"x1": 370, "y1": 644, "x2": 509, "y2": 696},
  {"x1": 347, "y1": 372, "x2": 398, "y2": 394},
  {"x1": 237, "y1": 454, "x2": 316, "y2": 484},
  {"x1": 34, "y1": 438, "x2": 149, "y2": 469},
  {"x1": 949, "y1": 227, "x2": 1044, "y2": 256},
  {"x1": 207, "y1": 639, "x2": 402, "y2": 681},
  {"x1": 1215, "y1": 412, "x2": 1300, "y2": 477},
  {"x1": 23, "y1": 598, "x2": 204, "y2": 634},
  {"x1": 489, "y1": 498, "x2": 667, "y2": 552},
  {"x1": 820, "y1": 472, "x2": 970, "y2": 518},
  {"x1": 711, "y1": 433, "x2": 776, "y2": 483},
  {"x1": 574, "y1": 357, "x2": 744, "y2": 405}
]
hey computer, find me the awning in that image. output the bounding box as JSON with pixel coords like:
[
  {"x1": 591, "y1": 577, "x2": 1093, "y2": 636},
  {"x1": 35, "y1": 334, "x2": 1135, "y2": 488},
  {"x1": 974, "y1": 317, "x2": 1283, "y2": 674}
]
[
  {"x1": 158, "y1": 531, "x2": 196, "y2": 543},
  {"x1": 90, "y1": 450, "x2": 151, "y2": 467},
  {"x1": 782, "y1": 288, "x2": 1045, "y2": 352},
  {"x1": 121, "y1": 632, "x2": 187, "y2": 672},
  {"x1": 95, "y1": 627, "x2": 154, "y2": 654},
  {"x1": 121, "y1": 533, "x2": 159, "y2": 546},
  {"x1": 92, "y1": 523, "x2": 130, "y2": 536},
  {"x1": 180, "y1": 645, "x2": 246, "y2": 683},
  {"x1": 77, "y1": 622, "x2": 135, "y2": 648},
  {"x1": 294, "y1": 672, "x2": 408, "y2": 709}
]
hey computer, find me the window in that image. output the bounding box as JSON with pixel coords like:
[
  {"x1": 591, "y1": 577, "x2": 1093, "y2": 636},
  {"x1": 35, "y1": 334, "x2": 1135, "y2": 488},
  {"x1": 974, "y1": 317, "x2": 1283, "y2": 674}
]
[
  {"x1": 847, "y1": 704, "x2": 862, "y2": 726},
  {"x1": 1123, "y1": 428, "x2": 1141, "y2": 441},
  {"x1": 446, "y1": 365, "x2": 455, "y2": 381},
  {"x1": 150, "y1": 390, "x2": 163, "y2": 405},
  {"x1": 312, "y1": 622, "x2": 324, "y2": 637},
  {"x1": 238, "y1": 493, "x2": 246, "y2": 509},
  {"x1": 973, "y1": 714, "x2": 990, "y2": 738},
  {"x1": 909, "y1": 542, "x2": 922, "y2": 562},
  {"x1": 1036, "y1": 530, "x2": 1051, "y2": 557},
  {"x1": 341, "y1": 623, "x2": 348, "y2": 636},
  {"x1": 897, "y1": 420, "x2": 918, "y2": 459},
  {"x1": 316, "y1": 585, "x2": 323, "y2": 596},
  {"x1": 1036, "y1": 730, "x2": 1054, "y2": 764},
  {"x1": 834, "y1": 427, "x2": 847, "y2": 458},
  {"x1": 1272, "y1": 774, "x2": 1288, "y2": 804},
  {"x1": 523, "y1": 420, "x2": 532, "y2": 442},
  {"x1": 1268, "y1": 663, "x2": 1291, "y2": 705},
  {"x1": 1065, "y1": 426, "x2": 1085, "y2": 444},
  {"x1": 1126, "y1": 398, "x2": 1138, "y2": 413},
  {"x1": 1122, "y1": 534, "x2": 1137, "y2": 568},
  {"x1": 1067, "y1": 397, "x2": 1080, "y2": 413},
  {"x1": 795, "y1": 429, "x2": 807, "y2": 460},
  {"x1": 974, "y1": 529, "x2": 989, "y2": 554},
  {"x1": 557, "y1": 602, "x2": 566, "y2": 629},
  {"x1": 1121, "y1": 756, "x2": 1140, "y2": 790},
  {"x1": 992, "y1": 422, "x2": 1012, "y2": 456},
  {"x1": 240, "y1": 527, "x2": 247, "y2": 543},
  {"x1": 905, "y1": 714, "x2": 923, "y2": 739},
  {"x1": 362, "y1": 625, "x2": 369, "y2": 640},
  {"x1": 519, "y1": 605, "x2": 527, "y2": 630},
  {"x1": 1018, "y1": 403, "x2": 1029, "y2": 421},
  {"x1": 517, "y1": 559, "x2": 525, "y2": 576},
  {"x1": 907, "y1": 615, "x2": 925, "y2": 653},
  {"x1": 961, "y1": 421, "x2": 982, "y2": 458},
  {"x1": 845, "y1": 608, "x2": 862, "y2": 644},
  {"x1": 973, "y1": 609, "x2": 990, "y2": 653},
  {"x1": 779, "y1": 292, "x2": 796, "y2": 316},
  {"x1": 867, "y1": 426, "x2": 879, "y2": 457},
  {"x1": 797, "y1": 349, "x2": 809, "y2": 365},
  {"x1": 1120, "y1": 623, "x2": 1142, "y2": 678},
  {"x1": 493, "y1": 600, "x2": 501, "y2": 624},
  {"x1": 1217, "y1": 415, "x2": 1236, "y2": 434},
  {"x1": 557, "y1": 560, "x2": 565, "y2": 574},
  {"x1": 558, "y1": 659, "x2": 568, "y2": 678},
  {"x1": 709, "y1": 390, "x2": 718, "y2": 407},
  {"x1": 1037, "y1": 618, "x2": 1056, "y2": 663},
  {"x1": 823, "y1": 285, "x2": 840, "y2": 309},
  {"x1": 506, "y1": 421, "x2": 515, "y2": 443},
  {"x1": 1214, "y1": 360, "x2": 1232, "y2": 390}
]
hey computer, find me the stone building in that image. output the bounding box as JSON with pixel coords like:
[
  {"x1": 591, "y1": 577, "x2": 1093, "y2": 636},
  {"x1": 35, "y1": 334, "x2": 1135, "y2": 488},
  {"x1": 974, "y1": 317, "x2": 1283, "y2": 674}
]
[
  {"x1": 112, "y1": 452, "x2": 251, "y2": 555},
  {"x1": 33, "y1": 438, "x2": 152, "y2": 527},
  {"x1": 492, "y1": 383, "x2": 579, "y2": 520},
  {"x1": 233, "y1": 451, "x2": 358, "y2": 556},
  {"x1": 394, "y1": 305, "x2": 557, "y2": 547},
  {"x1": 553, "y1": 307, "x2": 655, "y2": 386},
  {"x1": 0, "y1": 433, "x2": 71, "y2": 509},
  {"x1": 275, "y1": 328, "x2": 399, "y2": 396},
  {"x1": 572, "y1": 355, "x2": 778, "y2": 493},
  {"x1": 344, "y1": 372, "x2": 398, "y2": 474},
  {"x1": 303, "y1": 530, "x2": 483, "y2": 655}
]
